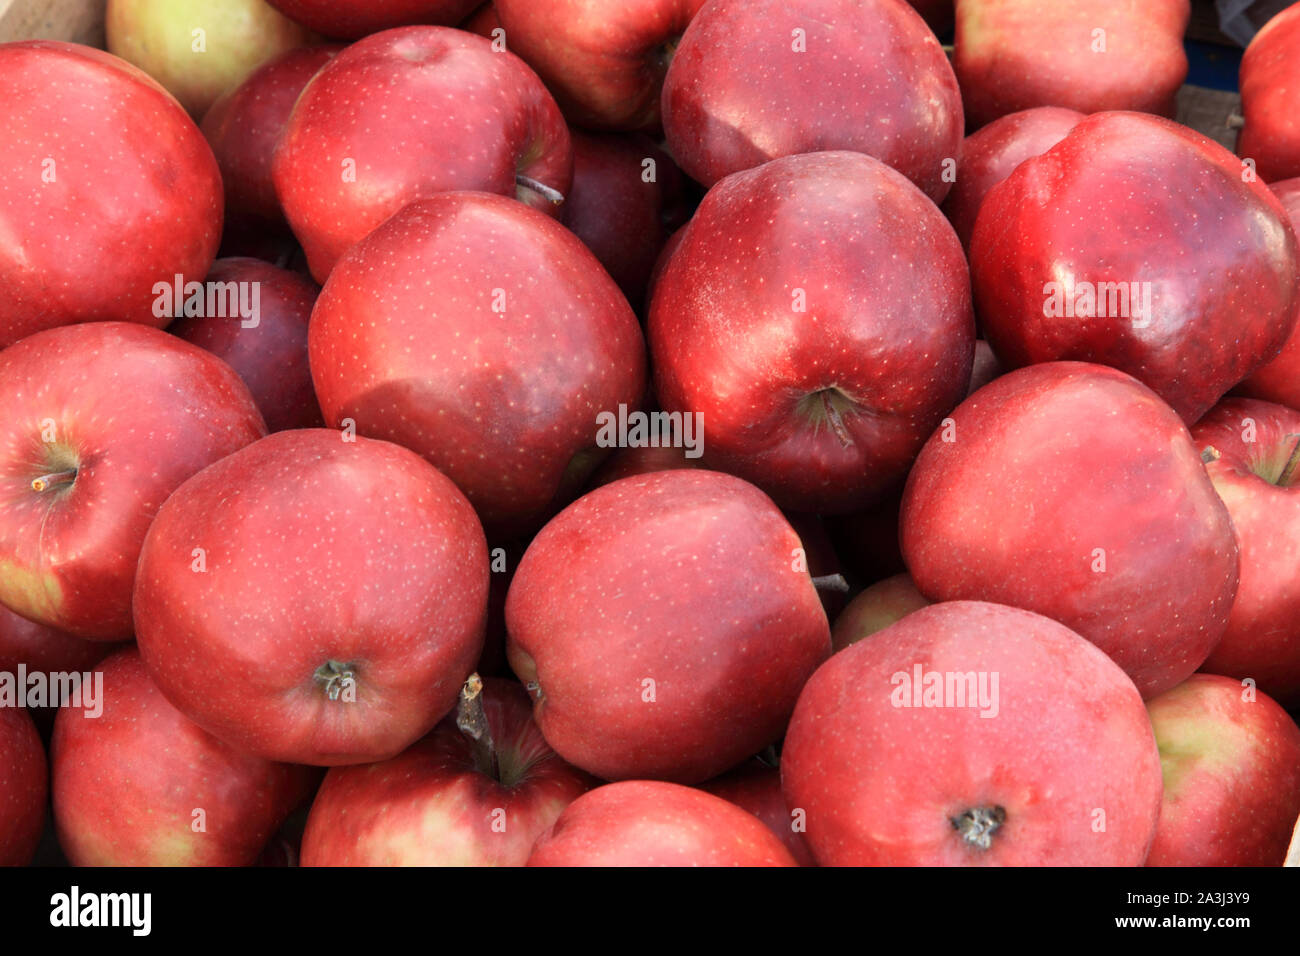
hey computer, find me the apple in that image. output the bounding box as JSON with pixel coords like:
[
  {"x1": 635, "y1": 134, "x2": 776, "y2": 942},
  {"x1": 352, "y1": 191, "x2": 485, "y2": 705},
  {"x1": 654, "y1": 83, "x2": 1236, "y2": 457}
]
[
  {"x1": 527, "y1": 780, "x2": 798, "y2": 866},
  {"x1": 0, "y1": 706, "x2": 45, "y2": 866},
  {"x1": 587, "y1": 446, "x2": 700, "y2": 489},
  {"x1": 134, "y1": 428, "x2": 489, "y2": 766},
  {"x1": 1145, "y1": 674, "x2": 1300, "y2": 867},
  {"x1": 272, "y1": 26, "x2": 572, "y2": 283},
  {"x1": 662, "y1": 0, "x2": 963, "y2": 202},
  {"x1": 170, "y1": 258, "x2": 323, "y2": 432},
  {"x1": 493, "y1": 0, "x2": 706, "y2": 130},
  {"x1": 52, "y1": 648, "x2": 318, "y2": 866},
  {"x1": 564, "y1": 130, "x2": 690, "y2": 308},
  {"x1": 309, "y1": 192, "x2": 646, "y2": 538},
  {"x1": 649, "y1": 151, "x2": 974, "y2": 514},
  {"x1": 831, "y1": 574, "x2": 931, "y2": 653},
  {"x1": 1237, "y1": 178, "x2": 1300, "y2": 411},
  {"x1": 201, "y1": 45, "x2": 342, "y2": 255},
  {"x1": 954, "y1": 0, "x2": 1189, "y2": 129},
  {"x1": 941, "y1": 106, "x2": 1085, "y2": 251},
  {"x1": 0, "y1": 604, "x2": 116, "y2": 678},
  {"x1": 901, "y1": 362, "x2": 1239, "y2": 699},
  {"x1": 0, "y1": 322, "x2": 266, "y2": 640},
  {"x1": 1237, "y1": 4, "x2": 1300, "y2": 184},
  {"x1": 106, "y1": 0, "x2": 314, "y2": 117},
  {"x1": 0, "y1": 42, "x2": 223, "y2": 349},
  {"x1": 700, "y1": 758, "x2": 815, "y2": 866},
  {"x1": 1191, "y1": 398, "x2": 1300, "y2": 708},
  {"x1": 783, "y1": 601, "x2": 1163, "y2": 865},
  {"x1": 301, "y1": 676, "x2": 594, "y2": 865},
  {"x1": 972, "y1": 111, "x2": 1300, "y2": 424},
  {"x1": 264, "y1": 0, "x2": 479, "y2": 38},
  {"x1": 505, "y1": 469, "x2": 830, "y2": 783}
]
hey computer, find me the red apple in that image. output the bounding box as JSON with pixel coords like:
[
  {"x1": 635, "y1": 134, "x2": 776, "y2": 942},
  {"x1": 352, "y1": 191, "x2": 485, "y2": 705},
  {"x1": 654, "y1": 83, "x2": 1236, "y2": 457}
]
[
  {"x1": 170, "y1": 258, "x2": 323, "y2": 432},
  {"x1": 1237, "y1": 4, "x2": 1300, "y2": 184},
  {"x1": 0, "y1": 323, "x2": 266, "y2": 640},
  {"x1": 587, "y1": 446, "x2": 700, "y2": 489},
  {"x1": 662, "y1": 0, "x2": 963, "y2": 201},
  {"x1": 201, "y1": 45, "x2": 343, "y2": 253},
  {"x1": 1237, "y1": 178, "x2": 1300, "y2": 410},
  {"x1": 0, "y1": 604, "x2": 115, "y2": 677},
  {"x1": 942, "y1": 106, "x2": 1085, "y2": 251},
  {"x1": 901, "y1": 362, "x2": 1239, "y2": 698},
  {"x1": 972, "y1": 111, "x2": 1300, "y2": 424},
  {"x1": 0, "y1": 42, "x2": 222, "y2": 348},
  {"x1": 1145, "y1": 674, "x2": 1300, "y2": 867},
  {"x1": 564, "y1": 130, "x2": 689, "y2": 308},
  {"x1": 265, "y1": 0, "x2": 479, "y2": 38},
  {"x1": 52, "y1": 648, "x2": 318, "y2": 866},
  {"x1": 954, "y1": 0, "x2": 1189, "y2": 129},
  {"x1": 493, "y1": 0, "x2": 706, "y2": 130},
  {"x1": 0, "y1": 706, "x2": 45, "y2": 866},
  {"x1": 134, "y1": 429, "x2": 488, "y2": 765},
  {"x1": 301, "y1": 676, "x2": 594, "y2": 865},
  {"x1": 309, "y1": 192, "x2": 646, "y2": 538},
  {"x1": 783, "y1": 601, "x2": 1163, "y2": 865},
  {"x1": 1191, "y1": 398, "x2": 1300, "y2": 707},
  {"x1": 700, "y1": 758, "x2": 815, "y2": 866},
  {"x1": 506, "y1": 469, "x2": 830, "y2": 783},
  {"x1": 527, "y1": 780, "x2": 798, "y2": 866},
  {"x1": 649, "y1": 151, "x2": 974, "y2": 514},
  {"x1": 831, "y1": 574, "x2": 931, "y2": 653},
  {"x1": 272, "y1": 27, "x2": 572, "y2": 282}
]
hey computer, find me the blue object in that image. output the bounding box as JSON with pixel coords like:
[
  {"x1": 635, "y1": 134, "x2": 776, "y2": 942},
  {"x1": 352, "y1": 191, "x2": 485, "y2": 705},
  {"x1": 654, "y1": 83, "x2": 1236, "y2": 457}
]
[{"x1": 1185, "y1": 39, "x2": 1243, "y2": 91}]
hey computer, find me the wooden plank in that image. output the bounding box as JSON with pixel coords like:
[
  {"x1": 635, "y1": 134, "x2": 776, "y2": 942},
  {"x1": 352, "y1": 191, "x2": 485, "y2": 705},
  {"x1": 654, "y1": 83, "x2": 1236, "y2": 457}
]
[
  {"x1": 0, "y1": 0, "x2": 106, "y2": 46},
  {"x1": 1176, "y1": 84, "x2": 1243, "y2": 150}
]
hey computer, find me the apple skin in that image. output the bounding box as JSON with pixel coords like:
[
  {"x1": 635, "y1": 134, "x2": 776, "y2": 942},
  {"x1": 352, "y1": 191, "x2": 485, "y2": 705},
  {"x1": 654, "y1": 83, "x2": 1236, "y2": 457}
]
[
  {"x1": 1145, "y1": 674, "x2": 1300, "y2": 867},
  {"x1": 1237, "y1": 179, "x2": 1300, "y2": 411},
  {"x1": 783, "y1": 601, "x2": 1163, "y2": 865},
  {"x1": 527, "y1": 780, "x2": 798, "y2": 866},
  {"x1": 954, "y1": 0, "x2": 1189, "y2": 129},
  {"x1": 900, "y1": 362, "x2": 1239, "y2": 699},
  {"x1": 106, "y1": 0, "x2": 314, "y2": 117},
  {"x1": 52, "y1": 648, "x2": 319, "y2": 866},
  {"x1": 942, "y1": 106, "x2": 1085, "y2": 251},
  {"x1": 171, "y1": 258, "x2": 324, "y2": 432},
  {"x1": 134, "y1": 429, "x2": 489, "y2": 767},
  {"x1": 0, "y1": 323, "x2": 267, "y2": 640},
  {"x1": 309, "y1": 192, "x2": 646, "y2": 539},
  {"x1": 972, "y1": 111, "x2": 1300, "y2": 424},
  {"x1": 663, "y1": 0, "x2": 962, "y2": 201},
  {"x1": 0, "y1": 42, "x2": 223, "y2": 349},
  {"x1": 272, "y1": 27, "x2": 572, "y2": 283},
  {"x1": 200, "y1": 45, "x2": 342, "y2": 253},
  {"x1": 0, "y1": 706, "x2": 45, "y2": 866},
  {"x1": 564, "y1": 130, "x2": 690, "y2": 309},
  {"x1": 300, "y1": 678, "x2": 595, "y2": 866},
  {"x1": 1237, "y1": 4, "x2": 1300, "y2": 184},
  {"x1": 831, "y1": 574, "x2": 931, "y2": 653},
  {"x1": 700, "y1": 758, "x2": 815, "y2": 866},
  {"x1": 265, "y1": 0, "x2": 479, "y2": 38},
  {"x1": 493, "y1": 0, "x2": 706, "y2": 131},
  {"x1": 1190, "y1": 398, "x2": 1300, "y2": 708},
  {"x1": 0, "y1": 603, "x2": 116, "y2": 677},
  {"x1": 649, "y1": 151, "x2": 974, "y2": 514},
  {"x1": 505, "y1": 469, "x2": 831, "y2": 784}
]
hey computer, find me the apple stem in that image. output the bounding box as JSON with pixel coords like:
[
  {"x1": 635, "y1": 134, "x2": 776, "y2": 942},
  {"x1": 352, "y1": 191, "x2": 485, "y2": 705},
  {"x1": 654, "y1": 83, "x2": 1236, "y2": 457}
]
[
  {"x1": 811, "y1": 573, "x2": 850, "y2": 593},
  {"x1": 951, "y1": 805, "x2": 1006, "y2": 851},
  {"x1": 1277, "y1": 434, "x2": 1300, "y2": 487},
  {"x1": 313, "y1": 660, "x2": 356, "y2": 701},
  {"x1": 515, "y1": 173, "x2": 565, "y2": 206},
  {"x1": 456, "y1": 673, "x2": 499, "y2": 780},
  {"x1": 30, "y1": 469, "x2": 77, "y2": 493},
  {"x1": 822, "y1": 392, "x2": 854, "y2": 448}
]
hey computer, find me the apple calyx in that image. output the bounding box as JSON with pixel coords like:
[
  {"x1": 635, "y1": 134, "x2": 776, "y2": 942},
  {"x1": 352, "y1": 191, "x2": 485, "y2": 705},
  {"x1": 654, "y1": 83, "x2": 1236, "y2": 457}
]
[
  {"x1": 1200, "y1": 446, "x2": 1221, "y2": 464},
  {"x1": 31, "y1": 468, "x2": 77, "y2": 493},
  {"x1": 811, "y1": 574, "x2": 850, "y2": 593},
  {"x1": 798, "y1": 388, "x2": 857, "y2": 449},
  {"x1": 951, "y1": 805, "x2": 1007, "y2": 851},
  {"x1": 456, "y1": 673, "x2": 501, "y2": 781},
  {"x1": 515, "y1": 173, "x2": 566, "y2": 207},
  {"x1": 313, "y1": 660, "x2": 357, "y2": 701}
]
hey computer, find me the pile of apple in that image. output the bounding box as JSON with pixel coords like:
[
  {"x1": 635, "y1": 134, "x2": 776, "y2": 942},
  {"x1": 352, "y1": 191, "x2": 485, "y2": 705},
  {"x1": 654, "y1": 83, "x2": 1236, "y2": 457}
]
[{"x1": 3, "y1": 0, "x2": 1300, "y2": 868}]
